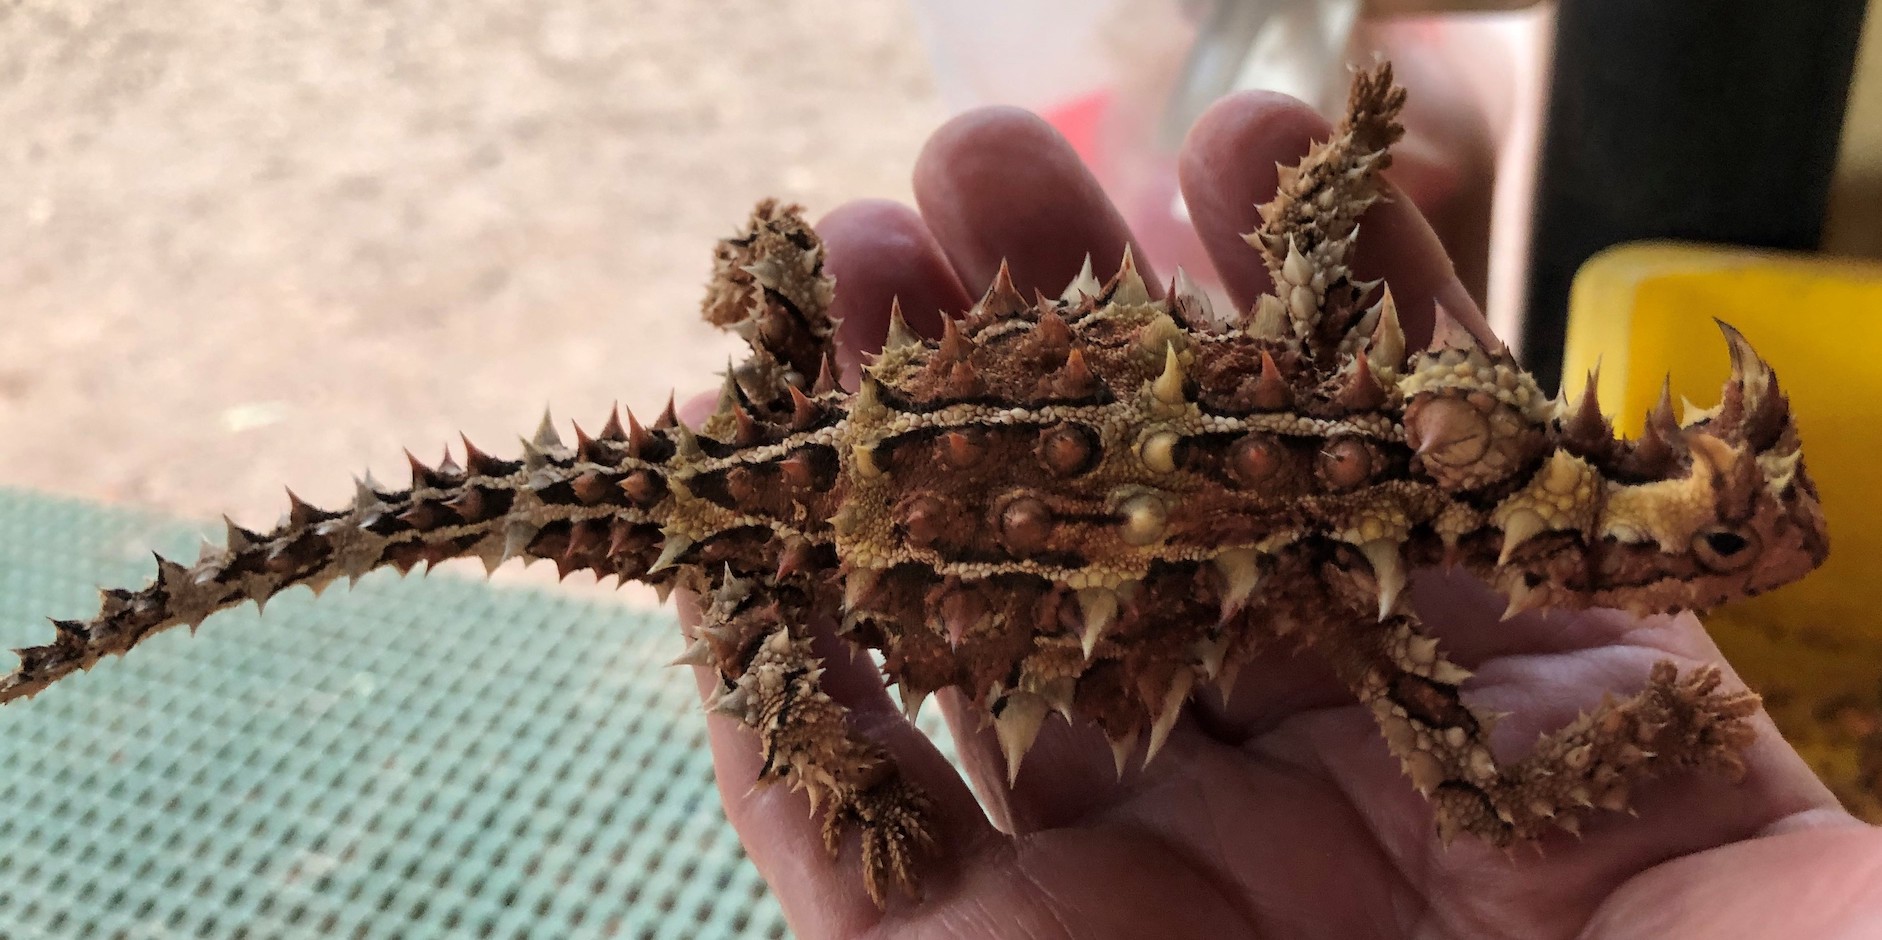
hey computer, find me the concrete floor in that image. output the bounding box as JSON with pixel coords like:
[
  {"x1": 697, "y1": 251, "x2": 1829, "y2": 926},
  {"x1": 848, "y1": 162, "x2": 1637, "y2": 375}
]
[{"x1": 0, "y1": 2, "x2": 940, "y2": 603}]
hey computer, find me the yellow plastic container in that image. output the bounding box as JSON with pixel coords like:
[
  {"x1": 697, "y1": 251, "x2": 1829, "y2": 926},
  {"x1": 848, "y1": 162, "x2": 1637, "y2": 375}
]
[{"x1": 1565, "y1": 243, "x2": 1882, "y2": 817}]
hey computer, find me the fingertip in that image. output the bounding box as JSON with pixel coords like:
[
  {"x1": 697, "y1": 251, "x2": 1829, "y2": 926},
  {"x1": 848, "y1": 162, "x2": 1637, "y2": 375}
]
[
  {"x1": 913, "y1": 105, "x2": 1061, "y2": 200},
  {"x1": 1339, "y1": 181, "x2": 1493, "y2": 350},
  {"x1": 815, "y1": 198, "x2": 971, "y2": 384},
  {"x1": 914, "y1": 105, "x2": 1154, "y2": 300},
  {"x1": 1178, "y1": 90, "x2": 1330, "y2": 310}
]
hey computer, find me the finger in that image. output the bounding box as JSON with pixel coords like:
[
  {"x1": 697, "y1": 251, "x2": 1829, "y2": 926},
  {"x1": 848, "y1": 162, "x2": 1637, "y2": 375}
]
[
  {"x1": 911, "y1": 108, "x2": 1186, "y2": 825},
  {"x1": 674, "y1": 390, "x2": 995, "y2": 928},
  {"x1": 820, "y1": 181, "x2": 1137, "y2": 830},
  {"x1": 1177, "y1": 90, "x2": 1497, "y2": 350},
  {"x1": 914, "y1": 106, "x2": 1158, "y2": 299},
  {"x1": 816, "y1": 198, "x2": 973, "y2": 384},
  {"x1": 1582, "y1": 823, "x2": 1882, "y2": 939},
  {"x1": 1276, "y1": 639, "x2": 1847, "y2": 925}
]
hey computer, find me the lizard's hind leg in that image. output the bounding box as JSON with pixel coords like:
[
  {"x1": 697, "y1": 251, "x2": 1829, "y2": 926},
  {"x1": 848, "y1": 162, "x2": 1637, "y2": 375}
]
[
  {"x1": 1247, "y1": 62, "x2": 1407, "y2": 349},
  {"x1": 1321, "y1": 608, "x2": 1760, "y2": 845},
  {"x1": 685, "y1": 570, "x2": 937, "y2": 906},
  {"x1": 700, "y1": 200, "x2": 841, "y2": 414}
]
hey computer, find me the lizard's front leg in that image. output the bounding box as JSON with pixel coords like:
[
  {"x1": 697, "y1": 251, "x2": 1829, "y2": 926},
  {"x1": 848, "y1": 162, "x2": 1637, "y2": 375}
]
[{"x1": 1316, "y1": 601, "x2": 1760, "y2": 845}]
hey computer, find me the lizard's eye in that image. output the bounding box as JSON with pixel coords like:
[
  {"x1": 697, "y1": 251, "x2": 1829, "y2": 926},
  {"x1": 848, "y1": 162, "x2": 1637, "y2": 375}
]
[{"x1": 1692, "y1": 527, "x2": 1759, "y2": 572}]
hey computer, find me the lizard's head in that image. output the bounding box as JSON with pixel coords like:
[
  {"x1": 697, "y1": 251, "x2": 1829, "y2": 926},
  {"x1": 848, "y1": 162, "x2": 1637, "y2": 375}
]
[{"x1": 1494, "y1": 323, "x2": 1828, "y2": 617}]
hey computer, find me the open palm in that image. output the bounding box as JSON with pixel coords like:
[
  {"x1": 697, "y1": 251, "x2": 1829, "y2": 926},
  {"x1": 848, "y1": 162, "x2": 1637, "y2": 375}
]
[{"x1": 681, "y1": 91, "x2": 1882, "y2": 939}]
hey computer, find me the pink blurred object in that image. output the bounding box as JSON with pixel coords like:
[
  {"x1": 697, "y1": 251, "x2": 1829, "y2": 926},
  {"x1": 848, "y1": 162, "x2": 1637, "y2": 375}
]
[
  {"x1": 1037, "y1": 88, "x2": 1219, "y2": 300},
  {"x1": 1038, "y1": 89, "x2": 1115, "y2": 180},
  {"x1": 909, "y1": 0, "x2": 1361, "y2": 302},
  {"x1": 908, "y1": 0, "x2": 1551, "y2": 337}
]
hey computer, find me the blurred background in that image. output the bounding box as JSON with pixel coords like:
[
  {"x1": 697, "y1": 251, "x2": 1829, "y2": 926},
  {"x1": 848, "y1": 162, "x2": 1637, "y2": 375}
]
[
  {"x1": 0, "y1": 1, "x2": 1878, "y2": 934},
  {"x1": 0, "y1": 2, "x2": 940, "y2": 565}
]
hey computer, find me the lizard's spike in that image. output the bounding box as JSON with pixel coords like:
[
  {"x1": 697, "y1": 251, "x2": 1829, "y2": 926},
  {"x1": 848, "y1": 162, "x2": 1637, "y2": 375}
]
[
  {"x1": 405, "y1": 450, "x2": 441, "y2": 489},
  {"x1": 353, "y1": 472, "x2": 387, "y2": 511},
  {"x1": 598, "y1": 404, "x2": 627, "y2": 442},
  {"x1": 979, "y1": 261, "x2": 1028, "y2": 318},
  {"x1": 1075, "y1": 588, "x2": 1119, "y2": 657},
  {"x1": 1247, "y1": 293, "x2": 1289, "y2": 340},
  {"x1": 1152, "y1": 342, "x2": 1186, "y2": 406},
  {"x1": 1333, "y1": 351, "x2": 1386, "y2": 412},
  {"x1": 284, "y1": 489, "x2": 327, "y2": 527},
  {"x1": 884, "y1": 298, "x2": 921, "y2": 351},
  {"x1": 223, "y1": 516, "x2": 260, "y2": 553},
  {"x1": 731, "y1": 404, "x2": 762, "y2": 446},
  {"x1": 1109, "y1": 727, "x2": 1140, "y2": 779},
  {"x1": 787, "y1": 385, "x2": 821, "y2": 430},
  {"x1": 1359, "y1": 539, "x2": 1406, "y2": 620},
  {"x1": 901, "y1": 685, "x2": 929, "y2": 724},
  {"x1": 1213, "y1": 548, "x2": 1261, "y2": 621},
  {"x1": 938, "y1": 314, "x2": 973, "y2": 362},
  {"x1": 1563, "y1": 368, "x2": 1613, "y2": 452},
  {"x1": 1143, "y1": 670, "x2": 1194, "y2": 767},
  {"x1": 1428, "y1": 302, "x2": 1476, "y2": 352},
  {"x1": 624, "y1": 408, "x2": 655, "y2": 458},
  {"x1": 670, "y1": 420, "x2": 705, "y2": 460},
  {"x1": 715, "y1": 366, "x2": 745, "y2": 418},
  {"x1": 994, "y1": 691, "x2": 1049, "y2": 786},
  {"x1": 1107, "y1": 245, "x2": 1151, "y2": 306},
  {"x1": 571, "y1": 422, "x2": 600, "y2": 462},
  {"x1": 460, "y1": 434, "x2": 506, "y2": 476},
  {"x1": 1648, "y1": 376, "x2": 1678, "y2": 434},
  {"x1": 1368, "y1": 287, "x2": 1405, "y2": 371},
  {"x1": 533, "y1": 410, "x2": 563, "y2": 449},
  {"x1": 1170, "y1": 267, "x2": 1216, "y2": 325},
  {"x1": 813, "y1": 352, "x2": 841, "y2": 396},
  {"x1": 1061, "y1": 253, "x2": 1100, "y2": 301},
  {"x1": 670, "y1": 637, "x2": 714, "y2": 668},
  {"x1": 1035, "y1": 309, "x2": 1073, "y2": 354}
]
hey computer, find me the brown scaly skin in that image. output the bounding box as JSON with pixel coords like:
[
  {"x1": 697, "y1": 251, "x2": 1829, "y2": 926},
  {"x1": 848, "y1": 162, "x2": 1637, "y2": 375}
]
[{"x1": 0, "y1": 64, "x2": 1830, "y2": 906}]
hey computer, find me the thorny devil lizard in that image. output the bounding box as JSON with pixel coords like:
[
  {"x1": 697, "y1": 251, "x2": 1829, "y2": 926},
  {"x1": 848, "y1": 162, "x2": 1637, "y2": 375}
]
[{"x1": 0, "y1": 64, "x2": 1831, "y2": 905}]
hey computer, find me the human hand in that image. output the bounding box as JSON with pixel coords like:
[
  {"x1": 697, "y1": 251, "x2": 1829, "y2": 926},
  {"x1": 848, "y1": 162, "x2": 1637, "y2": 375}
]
[{"x1": 683, "y1": 91, "x2": 1882, "y2": 939}]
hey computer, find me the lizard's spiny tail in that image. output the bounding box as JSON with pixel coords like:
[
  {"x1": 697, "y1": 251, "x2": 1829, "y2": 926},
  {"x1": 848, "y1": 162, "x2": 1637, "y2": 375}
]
[{"x1": 1, "y1": 410, "x2": 683, "y2": 704}]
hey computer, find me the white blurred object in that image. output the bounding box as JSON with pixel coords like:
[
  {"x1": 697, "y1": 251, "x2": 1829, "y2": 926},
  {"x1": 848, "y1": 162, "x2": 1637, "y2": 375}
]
[
  {"x1": 909, "y1": 0, "x2": 1359, "y2": 117},
  {"x1": 909, "y1": 0, "x2": 1129, "y2": 114},
  {"x1": 1158, "y1": 0, "x2": 1363, "y2": 149}
]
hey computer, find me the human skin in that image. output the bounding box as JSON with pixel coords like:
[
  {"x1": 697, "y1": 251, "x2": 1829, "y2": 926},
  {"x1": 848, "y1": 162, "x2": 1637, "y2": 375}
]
[{"x1": 679, "y1": 91, "x2": 1882, "y2": 939}]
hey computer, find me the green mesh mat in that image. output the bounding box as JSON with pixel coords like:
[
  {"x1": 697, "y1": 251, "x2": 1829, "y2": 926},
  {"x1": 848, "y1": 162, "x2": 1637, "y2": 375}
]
[{"x1": 0, "y1": 488, "x2": 791, "y2": 939}]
